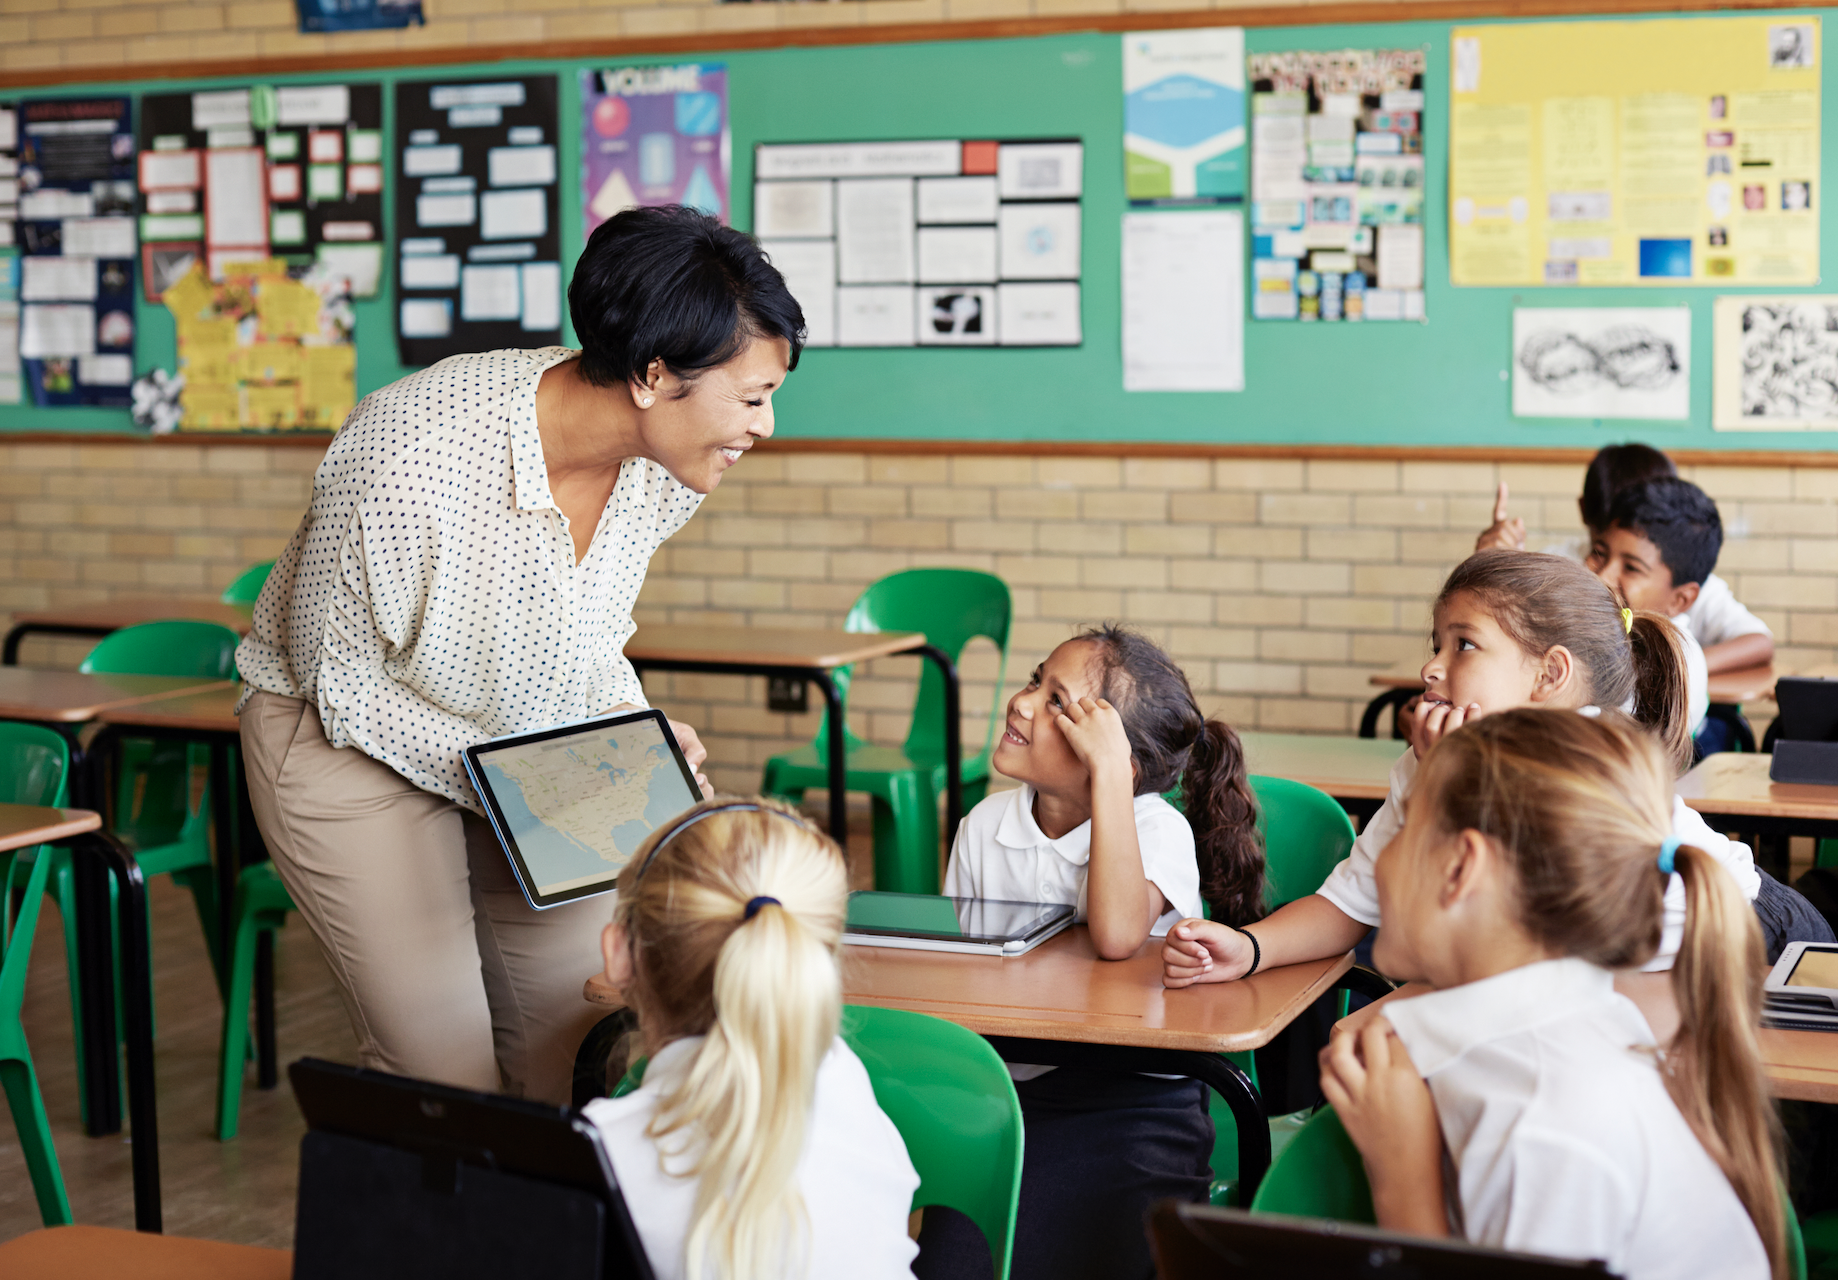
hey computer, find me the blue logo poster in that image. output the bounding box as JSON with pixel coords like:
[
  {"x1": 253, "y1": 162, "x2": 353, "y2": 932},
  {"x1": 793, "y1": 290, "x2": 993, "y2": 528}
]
[{"x1": 296, "y1": 0, "x2": 422, "y2": 33}]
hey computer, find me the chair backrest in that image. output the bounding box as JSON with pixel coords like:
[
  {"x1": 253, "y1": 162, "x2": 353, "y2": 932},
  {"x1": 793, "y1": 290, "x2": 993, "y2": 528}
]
[
  {"x1": 221, "y1": 560, "x2": 276, "y2": 607},
  {"x1": 79, "y1": 620, "x2": 241, "y2": 680},
  {"x1": 0, "y1": 722, "x2": 71, "y2": 809},
  {"x1": 1247, "y1": 1106, "x2": 1375, "y2": 1223},
  {"x1": 830, "y1": 569, "x2": 1012, "y2": 770},
  {"x1": 839, "y1": 1004, "x2": 1023, "y2": 1280},
  {"x1": 1250, "y1": 776, "x2": 1356, "y2": 910}
]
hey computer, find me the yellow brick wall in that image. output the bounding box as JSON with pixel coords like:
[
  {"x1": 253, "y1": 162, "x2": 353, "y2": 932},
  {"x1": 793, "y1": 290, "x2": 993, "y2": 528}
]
[{"x1": 5, "y1": 437, "x2": 1830, "y2": 795}]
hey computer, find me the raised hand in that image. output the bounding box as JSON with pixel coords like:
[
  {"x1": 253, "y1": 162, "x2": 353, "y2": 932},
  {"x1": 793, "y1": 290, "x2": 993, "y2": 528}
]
[{"x1": 1473, "y1": 481, "x2": 1526, "y2": 553}]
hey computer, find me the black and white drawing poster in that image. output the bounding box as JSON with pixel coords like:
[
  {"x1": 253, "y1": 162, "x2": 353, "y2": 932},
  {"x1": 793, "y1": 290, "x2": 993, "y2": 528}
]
[
  {"x1": 1511, "y1": 307, "x2": 1691, "y2": 421},
  {"x1": 393, "y1": 75, "x2": 562, "y2": 366},
  {"x1": 1714, "y1": 295, "x2": 1838, "y2": 431}
]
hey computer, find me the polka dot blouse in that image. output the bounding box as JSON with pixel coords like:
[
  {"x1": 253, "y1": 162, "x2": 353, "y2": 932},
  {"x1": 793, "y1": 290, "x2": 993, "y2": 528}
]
[{"x1": 236, "y1": 346, "x2": 704, "y2": 810}]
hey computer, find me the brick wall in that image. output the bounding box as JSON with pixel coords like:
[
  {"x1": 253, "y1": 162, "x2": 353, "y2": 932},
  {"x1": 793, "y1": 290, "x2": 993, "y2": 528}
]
[{"x1": 5, "y1": 437, "x2": 1828, "y2": 796}]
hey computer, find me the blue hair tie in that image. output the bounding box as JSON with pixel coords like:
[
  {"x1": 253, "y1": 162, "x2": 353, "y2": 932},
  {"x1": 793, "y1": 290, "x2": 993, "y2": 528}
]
[
  {"x1": 744, "y1": 896, "x2": 781, "y2": 920},
  {"x1": 1658, "y1": 836, "x2": 1682, "y2": 876}
]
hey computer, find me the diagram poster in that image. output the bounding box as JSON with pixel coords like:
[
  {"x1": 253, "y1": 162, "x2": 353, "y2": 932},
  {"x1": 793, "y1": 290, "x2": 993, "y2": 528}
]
[
  {"x1": 1512, "y1": 307, "x2": 1690, "y2": 420},
  {"x1": 393, "y1": 75, "x2": 561, "y2": 366},
  {"x1": 1450, "y1": 17, "x2": 1820, "y2": 287},
  {"x1": 1713, "y1": 295, "x2": 1838, "y2": 430},
  {"x1": 1247, "y1": 49, "x2": 1426, "y2": 322},
  {"x1": 1123, "y1": 29, "x2": 1245, "y2": 205},
  {"x1": 581, "y1": 65, "x2": 728, "y2": 233}
]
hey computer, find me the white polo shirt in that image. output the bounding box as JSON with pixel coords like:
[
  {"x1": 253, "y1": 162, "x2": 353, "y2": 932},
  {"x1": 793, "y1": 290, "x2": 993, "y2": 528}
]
[
  {"x1": 1315, "y1": 746, "x2": 1759, "y2": 970},
  {"x1": 1383, "y1": 959, "x2": 1769, "y2": 1280},
  {"x1": 942, "y1": 783, "x2": 1204, "y2": 937},
  {"x1": 583, "y1": 1036, "x2": 919, "y2": 1280}
]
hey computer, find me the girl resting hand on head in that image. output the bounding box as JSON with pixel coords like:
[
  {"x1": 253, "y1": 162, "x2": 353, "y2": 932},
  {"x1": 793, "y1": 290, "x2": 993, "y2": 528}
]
[
  {"x1": 583, "y1": 799, "x2": 919, "y2": 1280},
  {"x1": 916, "y1": 624, "x2": 1264, "y2": 1280},
  {"x1": 1321, "y1": 708, "x2": 1783, "y2": 1280}
]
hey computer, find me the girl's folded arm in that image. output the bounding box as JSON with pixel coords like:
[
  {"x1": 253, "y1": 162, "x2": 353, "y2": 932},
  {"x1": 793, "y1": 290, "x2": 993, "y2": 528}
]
[{"x1": 1162, "y1": 894, "x2": 1371, "y2": 986}]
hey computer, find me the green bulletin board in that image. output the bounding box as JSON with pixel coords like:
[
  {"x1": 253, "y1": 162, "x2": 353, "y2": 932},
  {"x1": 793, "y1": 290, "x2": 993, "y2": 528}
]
[{"x1": 4, "y1": 11, "x2": 1836, "y2": 451}]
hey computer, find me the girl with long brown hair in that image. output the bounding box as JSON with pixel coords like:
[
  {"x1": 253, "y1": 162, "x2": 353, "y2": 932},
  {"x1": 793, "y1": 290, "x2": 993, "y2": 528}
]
[{"x1": 1323, "y1": 708, "x2": 1781, "y2": 1280}]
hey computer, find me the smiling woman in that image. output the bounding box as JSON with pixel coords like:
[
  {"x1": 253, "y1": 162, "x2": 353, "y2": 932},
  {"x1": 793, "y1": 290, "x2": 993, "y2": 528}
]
[{"x1": 232, "y1": 205, "x2": 806, "y2": 1105}]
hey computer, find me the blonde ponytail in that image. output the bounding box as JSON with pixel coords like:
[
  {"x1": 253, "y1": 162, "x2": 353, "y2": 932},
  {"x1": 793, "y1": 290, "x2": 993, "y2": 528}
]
[
  {"x1": 614, "y1": 799, "x2": 849, "y2": 1280},
  {"x1": 1668, "y1": 843, "x2": 1787, "y2": 1280}
]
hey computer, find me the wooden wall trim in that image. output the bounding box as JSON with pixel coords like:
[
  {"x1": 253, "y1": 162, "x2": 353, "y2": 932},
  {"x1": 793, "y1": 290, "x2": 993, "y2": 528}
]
[
  {"x1": 0, "y1": 0, "x2": 1820, "y2": 90},
  {"x1": 8, "y1": 430, "x2": 1838, "y2": 469}
]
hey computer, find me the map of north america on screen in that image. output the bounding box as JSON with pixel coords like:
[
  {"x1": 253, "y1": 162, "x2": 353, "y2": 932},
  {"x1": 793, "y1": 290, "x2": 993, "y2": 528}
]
[{"x1": 479, "y1": 723, "x2": 695, "y2": 895}]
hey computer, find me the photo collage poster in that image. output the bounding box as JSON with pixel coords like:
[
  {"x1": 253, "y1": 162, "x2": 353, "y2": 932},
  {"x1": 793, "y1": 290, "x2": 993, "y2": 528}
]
[
  {"x1": 17, "y1": 96, "x2": 136, "y2": 406},
  {"x1": 0, "y1": 105, "x2": 20, "y2": 403},
  {"x1": 393, "y1": 75, "x2": 562, "y2": 366},
  {"x1": 754, "y1": 138, "x2": 1084, "y2": 348},
  {"x1": 137, "y1": 83, "x2": 385, "y2": 307},
  {"x1": 1247, "y1": 49, "x2": 1426, "y2": 322},
  {"x1": 581, "y1": 64, "x2": 728, "y2": 233}
]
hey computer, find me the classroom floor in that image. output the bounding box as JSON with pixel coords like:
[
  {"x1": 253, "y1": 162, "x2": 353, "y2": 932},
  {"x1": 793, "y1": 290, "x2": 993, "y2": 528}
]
[{"x1": 0, "y1": 799, "x2": 886, "y2": 1249}]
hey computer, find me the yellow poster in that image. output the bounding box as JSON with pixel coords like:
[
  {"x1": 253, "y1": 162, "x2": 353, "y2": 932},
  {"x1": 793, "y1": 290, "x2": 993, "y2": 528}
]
[{"x1": 1450, "y1": 16, "x2": 1820, "y2": 286}]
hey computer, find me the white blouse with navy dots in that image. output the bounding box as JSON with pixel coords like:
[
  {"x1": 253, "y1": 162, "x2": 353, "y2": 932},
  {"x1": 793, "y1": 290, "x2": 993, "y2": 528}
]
[{"x1": 236, "y1": 346, "x2": 703, "y2": 810}]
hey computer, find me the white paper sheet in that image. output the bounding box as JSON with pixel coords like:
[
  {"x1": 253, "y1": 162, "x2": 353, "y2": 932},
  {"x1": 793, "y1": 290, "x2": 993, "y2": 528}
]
[
  {"x1": 916, "y1": 176, "x2": 999, "y2": 225},
  {"x1": 400, "y1": 253, "x2": 459, "y2": 289},
  {"x1": 146, "y1": 190, "x2": 196, "y2": 214},
  {"x1": 431, "y1": 83, "x2": 525, "y2": 109},
  {"x1": 20, "y1": 303, "x2": 94, "y2": 357},
  {"x1": 480, "y1": 189, "x2": 547, "y2": 240},
  {"x1": 205, "y1": 149, "x2": 268, "y2": 248},
  {"x1": 80, "y1": 353, "x2": 132, "y2": 385},
  {"x1": 998, "y1": 203, "x2": 1081, "y2": 280},
  {"x1": 1121, "y1": 210, "x2": 1244, "y2": 391},
  {"x1": 753, "y1": 181, "x2": 834, "y2": 238},
  {"x1": 20, "y1": 190, "x2": 92, "y2": 219},
  {"x1": 139, "y1": 149, "x2": 200, "y2": 191},
  {"x1": 1512, "y1": 307, "x2": 1691, "y2": 420},
  {"x1": 21, "y1": 256, "x2": 96, "y2": 301},
  {"x1": 760, "y1": 239, "x2": 837, "y2": 346},
  {"x1": 997, "y1": 282, "x2": 1081, "y2": 346},
  {"x1": 404, "y1": 145, "x2": 463, "y2": 177},
  {"x1": 400, "y1": 298, "x2": 452, "y2": 338},
  {"x1": 520, "y1": 261, "x2": 561, "y2": 331},
  {"x1": 421, "y1": 176, "x2": 476, "y2": 193},
  {"x1": 417, "y1": 193, "x2": 477, "y2": 227},
  {"x1": 348, "y1": 132, "x2": 383, "y2": 163},
  {"x1": 61, "y1": 218, "x2": 135, "y2": 258},
  {"x1": 1714, "y1": 295, "x2": 1838, "y2": 430},
  {"x1": 347, "y1": 165, "x2": 383, "y2": 194},
  {"x1": 270, "y1": 209, "x2": 306, "y2": 244},
  {"x1": 1376, "y1": 224, "x2": 1424, "y2": 291},
  {"x1": 469, "y1": 243, "x2": 535, "y2": 262},
  {"x1": 755, "y1": 140, "x2": 960, "y2": 181},
  {"x1": 321, "y1": 221, "x2": 374, "y2": 241},
  {"x1": 836, "y1": 285, "x2": 915, "y2": 346},
  {"x1": 488, "y1": 145, "x2": 556, "y2": 188},
  {"x1": 461, "y1": 264, "x2": 522, "y2": 320},
  {"x1": 315, "y1": 244, "x2": 383, "y2": 296},
  {"x1": 206, "y1": 128, "x2": 255, "y2": 150},
  {"x1": 401, "y1": 237, "x2": 445, "y2": 255},
  {"x1": 0, "y1": 109, "x2": 16, "y2": 152},
  {"x1": 917, "y1": 226, "x2": 998, "y2": 283},
  {"x1": 192, "y1": 90, "x2": 251, "y2": 131},
  {"x1": 276, "y1": 85, "x2": 350, "y2": 126},
  {"x1": 268, "y1": 166, "x2": 302, "y2": 202},
  {"x1": 997, "y1": 142, "x2": 1084, "y2": 200},
  {"x1": 835, "y1": 178, "x2": 914, "y2": 284},
  {"x1": 916, "y1": 285, "x2": 996, "y2": 345},
  {"x1": 307, "y1": 130, "x2": 343, "y2": 163},
  {"x1": 307, "y1": 165, "x2": 342, "y2": 201}
]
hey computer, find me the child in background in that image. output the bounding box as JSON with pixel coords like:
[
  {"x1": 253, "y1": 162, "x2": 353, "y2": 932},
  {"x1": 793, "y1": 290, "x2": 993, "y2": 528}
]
[
  {"x1": 1476, "y1": 442, "x2": 1774, "y2": 673},
  {"x1": 584, "y1": 799, "x2": 920, "y2": 1280},
  {"x1": 1322, "y1": 709, "x2": 1779, "y2": 1280},
  {"x1": 918, "y1": 624, "x2": 1263, "y2": 1280}
]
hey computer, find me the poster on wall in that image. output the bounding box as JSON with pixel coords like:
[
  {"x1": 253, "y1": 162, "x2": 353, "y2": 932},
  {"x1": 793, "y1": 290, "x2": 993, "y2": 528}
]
[
  {"x1": 294, "y1": 0, "x2": 421, "y2": 32},
  {"x1": 1713, "y1": 295, "x2": 1838, "y2": 430},
  {"x1": 0, "y1": 105, "x2": 21, "y2": 404},
  {"x1": 1450, "y1": 17, "x2": 1820, "y2": 286},
  {"x1": 754, "y1": 138, "x2": 1083, "y2": 348},
  {"x1": 393, "y1": 75, "x2": 562, "y2": 366},
  {"x1": 1122, "y1": 28, "x2": 1245, "y2": 205},
  {"x1": 17, "y1": 96, "x2": 136, "y2": 406},
  {"x1": 1511, "y1": 307, "x2": 1691, "y2": 420},
  {"x1": 137, "y1": 83, "x2": 385, "y2": 305},
  {"x1": 581, "y1": 64, "x2": 728, "y2": 233},
  {"x1": 1121, "y1": 209, "x2": 1243, "y2": 390},
  {"x1": 1247, "y1": 49, "x2": 1425, "y2": 322}
]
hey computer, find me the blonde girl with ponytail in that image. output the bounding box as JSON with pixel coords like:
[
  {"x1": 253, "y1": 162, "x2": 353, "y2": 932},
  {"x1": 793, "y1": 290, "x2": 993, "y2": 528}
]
[
  {"x1": 583, "y1": 799, "x2": 920, "y2": 1280},
  {"x1": 1322, "y1": 708, "x2": 1782, "y2": 1280}
]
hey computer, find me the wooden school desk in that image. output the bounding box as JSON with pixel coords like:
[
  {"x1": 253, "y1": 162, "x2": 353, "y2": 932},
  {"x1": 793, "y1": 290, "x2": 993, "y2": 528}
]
[
  {"x1": 1760, "y1": 1027, "x2": 1838, "y2": 1104},
  {"x1": 0, "y1": 804, "x2": 160, "y2": 1230},
  {"x1": 1238, "y1": 731, "x2": 1398, "y2": 823},
  {"x1": 583, "y1": 930, "x2": 1356, "y2": 1204},
  {"x1": 1675, "y1": 752, "x2": 1838, "y2": 879},
  {"x1": 2, "y1": 597, "x2": 253, "y2": 665},
  {"x1": 624, "y1": 625, "x2": 963, "y2": 841},
  {"x1": 0, "y1": 668, "x2": 234, "y2": 729}
]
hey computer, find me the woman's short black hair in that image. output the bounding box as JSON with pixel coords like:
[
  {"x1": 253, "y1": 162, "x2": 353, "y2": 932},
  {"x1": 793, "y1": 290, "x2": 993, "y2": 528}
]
[{"x1": 568, "y1": 204, "x2": 805, "y2": 390}]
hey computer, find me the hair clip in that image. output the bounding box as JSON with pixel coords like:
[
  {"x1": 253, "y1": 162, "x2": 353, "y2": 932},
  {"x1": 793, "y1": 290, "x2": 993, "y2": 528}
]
[
  {"x1": 629, "y1": 801, "x2": 816, "y2": 884},
  {"x1": 1621, "y1": 606, "x2": 1634, "y2": 634},
  {"x1": 1658, "y1": 835, "x2": 1682, "y2": 875}
]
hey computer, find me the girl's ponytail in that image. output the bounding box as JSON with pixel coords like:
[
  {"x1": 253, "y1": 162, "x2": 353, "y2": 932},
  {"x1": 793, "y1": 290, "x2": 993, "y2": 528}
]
[
  {"x1": 1182, "y1": 718, "x2": 1266, "y2": 927},
  {"x1": 1628, "y1": 611, "x2": 1694, "y2": 773},
  {"x1": 1668, "y1": 842, "x2": 1787, "y2": 1280}
]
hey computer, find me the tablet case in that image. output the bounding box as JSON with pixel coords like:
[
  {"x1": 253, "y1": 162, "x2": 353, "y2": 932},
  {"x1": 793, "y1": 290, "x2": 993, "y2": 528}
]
[{"x1": 1770, "y1": 678, "x2": 1838, "y2": 785}]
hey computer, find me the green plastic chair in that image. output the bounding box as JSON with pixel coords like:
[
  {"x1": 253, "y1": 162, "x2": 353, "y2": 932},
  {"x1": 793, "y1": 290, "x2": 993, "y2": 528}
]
[
  {"x1": 220, "y1": 560, "x2": 274, "y2": 608},
  {"x1": 215, "y1": 861, "x2": 296, "y2": 1140},
  {"x1": 1247, "y1": 1105, "x2": 1374, "y2": 1222},
  {"x1": 0, "y1": 721, "x2": 75, "y2": 1225},
  {"x1": 762, "y1": 569, "x2": 1012, "y2": 894},
  {"x1": 609, "y1": 1005, "x2": 1025, "y2": 1280}
]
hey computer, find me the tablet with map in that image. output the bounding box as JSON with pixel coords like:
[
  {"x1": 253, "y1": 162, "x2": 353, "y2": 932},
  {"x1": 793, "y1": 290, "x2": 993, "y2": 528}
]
[{"x1": 463, "y1": 710, "x2": 705, "y2": 909}]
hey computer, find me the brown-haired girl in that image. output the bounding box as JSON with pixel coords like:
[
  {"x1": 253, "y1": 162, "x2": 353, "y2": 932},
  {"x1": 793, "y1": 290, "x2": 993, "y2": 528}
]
[
  {"x1": 1323, "y1": 708, "x2": 1780, "y2": 1280},
  {"x1": 584, "y1": 799, "x2": 920, "y2": 1280},
  {"x1": 919, "y1": 624, "x2": 1263, "y2": 1280}
]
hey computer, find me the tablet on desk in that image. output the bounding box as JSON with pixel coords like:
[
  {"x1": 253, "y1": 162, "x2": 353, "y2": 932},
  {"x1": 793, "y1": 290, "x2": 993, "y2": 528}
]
[
  {"x1": 463, "y1": 710, "x2": 703, "y2": 911},
  {"x1": 844, "y1": 890, "x2": 1074, "y2": 957},
  {"x1": 1763, "y1": 941, "x2": 1838, "y2": 1030}
]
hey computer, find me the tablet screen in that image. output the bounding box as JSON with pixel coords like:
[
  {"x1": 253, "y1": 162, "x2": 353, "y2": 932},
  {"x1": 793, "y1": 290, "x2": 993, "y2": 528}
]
[
  {"x1": 846, "y1": 891, "x2": 1071, "y2": 944},
  {"x1": 1788, "y1": 946, "x2": 1838, "y2": 990},
  {"x1": 471, "y1": 713, "x2": 702, "y2": 901}
]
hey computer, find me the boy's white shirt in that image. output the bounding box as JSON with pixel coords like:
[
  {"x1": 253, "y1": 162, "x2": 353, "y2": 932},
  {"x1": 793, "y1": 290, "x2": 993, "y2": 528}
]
[
  {"x1": 1542, "y1": 535, "x2": 1771, "y2": 649},
  {"x1": 583, "y1": 1036, "x2": 920, "y2": 1280},
  {"x1": 1315, "y1": 745, "x2": 1759, "y2": 971},
  {"x1": 1383, "y1": 958, "x2": 1769, "y2": 1280}
]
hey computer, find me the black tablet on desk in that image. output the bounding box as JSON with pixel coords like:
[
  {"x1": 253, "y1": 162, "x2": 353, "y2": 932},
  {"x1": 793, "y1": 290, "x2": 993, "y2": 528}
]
[{"x1": 844, "y1": 890, "x2": 1074, "y2": 957}]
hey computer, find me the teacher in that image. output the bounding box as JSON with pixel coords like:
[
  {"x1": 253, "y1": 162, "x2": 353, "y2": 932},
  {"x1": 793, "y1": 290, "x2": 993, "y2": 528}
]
[{"x1": 235, "y1": 206, "x2": 804, "y2": 1103}]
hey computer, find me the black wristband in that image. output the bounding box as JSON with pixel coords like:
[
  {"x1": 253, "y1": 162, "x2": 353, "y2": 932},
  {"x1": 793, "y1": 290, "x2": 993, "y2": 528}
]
[{"x1": 1229, "y1": 925, "x2": 1261, "y2": 976}]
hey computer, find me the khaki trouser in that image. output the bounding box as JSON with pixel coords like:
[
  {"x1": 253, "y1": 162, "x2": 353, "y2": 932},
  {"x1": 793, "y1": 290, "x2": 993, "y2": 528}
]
[{"x1": 239, "y1": 690, "x2": 609, "y2": 1103}]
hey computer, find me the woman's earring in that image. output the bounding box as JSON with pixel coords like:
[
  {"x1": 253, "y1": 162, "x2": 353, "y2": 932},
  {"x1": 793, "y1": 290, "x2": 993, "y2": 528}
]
[{"x1": 640, "y1": 396, "x2": 653, "y2": 407}]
